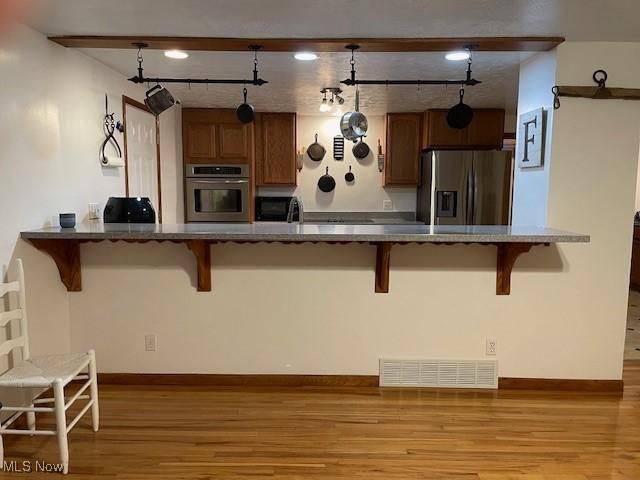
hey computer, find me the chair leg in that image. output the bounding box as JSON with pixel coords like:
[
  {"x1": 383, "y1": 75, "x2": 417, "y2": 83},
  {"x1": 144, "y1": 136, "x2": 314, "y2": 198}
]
[
  {"x1": 24, "y1": 389, "x2": 36, "y2": 434},
  {"x1": 0, "y1": 434, "x2": 4, "y2": 470},
  {"x1": 88, "y1": 350, "x2": 99, "y2": 432},
  {"x1": 53, "y1": 380, "x2": 69, "y2": 475},
  {"x1": 27, "y1": 409, "x2": 36, "y2": 434}
]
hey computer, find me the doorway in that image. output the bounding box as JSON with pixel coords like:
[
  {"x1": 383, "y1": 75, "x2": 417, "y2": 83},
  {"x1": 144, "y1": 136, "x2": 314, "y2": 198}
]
[{"x1": 122, "y1": 95, "x2": 162, "y2": 222}]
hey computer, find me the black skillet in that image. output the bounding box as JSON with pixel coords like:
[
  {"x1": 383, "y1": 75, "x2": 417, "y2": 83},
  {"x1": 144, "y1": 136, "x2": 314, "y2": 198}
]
[
  {"x1": 318, "y1": 166, "x2": 336, "y2": 192},
  {"x1": 447, "y1": 88, "x2": 474, "y2": 130},
  {"x1": 345, "y1": 165, "x2": 355, "y2": 183},
  {"x1": 307, "y1": 134, "x2": 326, "y2": 161},
  {"x1": 352, "y1": 137, "x2": 370, "y2": 159},
  {"x1": 236, "y1": 87, "x2": 255, "y2": 124}
]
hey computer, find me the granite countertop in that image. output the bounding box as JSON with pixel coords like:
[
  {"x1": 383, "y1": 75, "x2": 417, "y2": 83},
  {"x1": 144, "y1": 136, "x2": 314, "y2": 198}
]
[{"x1": 20, "y1": 223, "x2": 590, "y2": 244}]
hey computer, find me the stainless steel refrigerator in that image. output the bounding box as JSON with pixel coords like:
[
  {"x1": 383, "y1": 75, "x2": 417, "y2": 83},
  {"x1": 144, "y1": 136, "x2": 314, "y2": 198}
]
[{"x1": 417, "y1": 150, "x2": 512, "y2": 225}]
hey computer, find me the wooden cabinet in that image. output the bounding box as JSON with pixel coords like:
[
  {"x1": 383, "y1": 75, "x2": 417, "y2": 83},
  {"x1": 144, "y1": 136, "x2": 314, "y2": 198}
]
[
  {"x1": 182, "y1": 109, "x2": 254, "y2": 165},
  {"x1": 422, "y1": 110, "x2": 466, "y2": 147},
  {"x1": 185, "y1": 122, "x2": 216, "y2": 160},
  {"x1": 631, "y1": 225, "x2": 640, "y2": 291},
  {"x1": 384, "y1": 113, "x2": 422, "y2": 186},
  {"x1": 255, "y1": 113, "x2": 297, "y2": 186},
  {"x1": 423, "y1": 108, "x2": 505, "y2": 150}
]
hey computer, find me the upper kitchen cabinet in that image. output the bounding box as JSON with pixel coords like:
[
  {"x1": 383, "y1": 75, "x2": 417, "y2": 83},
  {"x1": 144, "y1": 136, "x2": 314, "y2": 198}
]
[
  {"x1": 255, "y1": 112, "x2": 297, "y2": 186},
  {"x1": 423, "y1": 108, "x2": 505, "y2": 150},
  {"x1": 384, "y1": 113, "x2": 422, "y2": 186},
  {"x1": 183, "y1": 109, "x2": 254, "y2": 165}
]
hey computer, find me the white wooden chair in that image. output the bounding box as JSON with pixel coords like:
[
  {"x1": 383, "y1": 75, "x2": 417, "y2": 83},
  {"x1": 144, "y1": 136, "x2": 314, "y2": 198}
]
[{"x1": 0, "y1": 259, "x2": 99, "y2": 475}]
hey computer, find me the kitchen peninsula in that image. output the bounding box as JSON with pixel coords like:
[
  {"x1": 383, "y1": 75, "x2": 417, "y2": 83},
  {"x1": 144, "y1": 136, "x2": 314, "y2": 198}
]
[{"x1": 21, "y1": 223, "x2": 589, "y2": 295}]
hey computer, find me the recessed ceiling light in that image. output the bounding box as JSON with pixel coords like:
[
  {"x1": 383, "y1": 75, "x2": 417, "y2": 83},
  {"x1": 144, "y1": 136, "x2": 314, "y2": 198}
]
[
  {"x1": 164, "y1": 50, "x2": 189, "y2": 59},
  {"x1": 445, "y1": 51, "x2": 470, "y2": 61},
  {"x1": 294, "y1": 52, "x2": 318, "y2": 61}
]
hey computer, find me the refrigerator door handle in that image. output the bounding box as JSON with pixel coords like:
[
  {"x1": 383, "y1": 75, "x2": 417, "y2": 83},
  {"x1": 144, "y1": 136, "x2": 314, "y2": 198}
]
[
  {"x1": 472, "y1": 162, "x2": 478, "y2": 224},
  {"x1": 466, "y1": 166, "x2": 474, "y2": 224}
]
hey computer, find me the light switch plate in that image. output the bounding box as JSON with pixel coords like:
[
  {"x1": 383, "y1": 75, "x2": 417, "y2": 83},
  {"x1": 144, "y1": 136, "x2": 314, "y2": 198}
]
[{"x1": 145, "y1": 334, "x2": 157, "y2": 352}]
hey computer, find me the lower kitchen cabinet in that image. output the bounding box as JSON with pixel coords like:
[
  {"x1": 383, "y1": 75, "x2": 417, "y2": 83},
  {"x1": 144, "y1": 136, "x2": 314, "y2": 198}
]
[
  {"x1": 631, "y1": 225, "x2": 640, "y2": 291},
  {"x1": 384, "y1": 113, "x2": 422, "y2": 186},
  {"x1": 255, "y1": 112, "x2": 297, "y2": 186}
]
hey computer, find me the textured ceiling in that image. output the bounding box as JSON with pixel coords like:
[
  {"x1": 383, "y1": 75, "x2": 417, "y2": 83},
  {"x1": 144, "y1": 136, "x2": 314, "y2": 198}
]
[
  {"x1": 23, "y1": 0, "x2": 640, "y2": 41},
  {"x1": 23, "y1": 0, "x2": 639, "y2": 115},
  {"x1": 80, "y1": 49, "x2": 523, "y2": 114}
]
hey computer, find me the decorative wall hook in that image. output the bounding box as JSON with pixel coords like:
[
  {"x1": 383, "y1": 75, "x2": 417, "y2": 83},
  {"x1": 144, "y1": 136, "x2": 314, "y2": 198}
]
[
  {"x1": 100, "y1": 94, "x2": 123, "y2": 166},
  {"x1": 552, "y1": 70, "x2": 640, "y2": 109}
]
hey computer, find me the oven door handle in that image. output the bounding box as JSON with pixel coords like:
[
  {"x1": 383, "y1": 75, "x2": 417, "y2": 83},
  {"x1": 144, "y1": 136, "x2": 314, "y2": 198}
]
[{"x1": 188, "y1": 179, "x2": 249, "y2": 184}]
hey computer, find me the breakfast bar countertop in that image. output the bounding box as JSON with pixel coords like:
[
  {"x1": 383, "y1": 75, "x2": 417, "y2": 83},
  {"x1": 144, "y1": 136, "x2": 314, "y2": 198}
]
[
  {"x1": 19, "y1": 223, "x2": 590, "y2": 295},
  {"x1": 20, "y1": 223, "x2": 590, "y2": 244}
]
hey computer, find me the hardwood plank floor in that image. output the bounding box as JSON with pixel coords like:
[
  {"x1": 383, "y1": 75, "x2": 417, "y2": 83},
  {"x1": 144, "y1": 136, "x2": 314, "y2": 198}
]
[{"x1": 3, "y1": 362, "x2": 640, "y2": 479}]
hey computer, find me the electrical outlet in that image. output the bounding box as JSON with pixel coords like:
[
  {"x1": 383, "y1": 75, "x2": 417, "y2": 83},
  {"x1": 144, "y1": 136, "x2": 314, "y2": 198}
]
[
  {"x1": 88, "y1": 203, "x2": 101, "y2": 220},
  {"x1": 145, "y1": 334, "x2": 157, "y2": 352},
  {"x1": 486, "y1": 338, "x2": 497, "y2": 356},
  {"x1": 383, "y1": 199, "x2": 393, "y2": 211}
]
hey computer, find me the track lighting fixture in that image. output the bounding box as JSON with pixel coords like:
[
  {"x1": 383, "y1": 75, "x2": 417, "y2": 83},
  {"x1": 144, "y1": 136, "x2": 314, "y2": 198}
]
[
  {"x1": 319, "y1": 91, "x2": 331, "y2": 112},
  {"x1": 319, "y1": 87, "x2": 343, "y2": 113}
]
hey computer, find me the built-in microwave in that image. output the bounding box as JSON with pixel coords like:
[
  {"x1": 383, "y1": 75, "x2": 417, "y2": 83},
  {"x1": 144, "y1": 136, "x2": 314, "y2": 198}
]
[
  {"x1": 255, "y1": 196, "x2": 299, "y2": 222},
  {"x1": 186, "y1": 164, "x2": 250, "y2": 222}
]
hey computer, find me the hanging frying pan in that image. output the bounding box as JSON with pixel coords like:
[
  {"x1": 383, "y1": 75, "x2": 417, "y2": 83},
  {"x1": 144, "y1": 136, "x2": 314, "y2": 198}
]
[
  {"x1": 446, "y1": 88, "x2": 474, "y2": 129},
  {"x1": 236, "y1": 87, "x2": 255, "y2": 124},
  {"x1": 307, "y1": 134, "x2": 326, "y2": 162},
  {"x1": 340, "y1": 87, "x2": 368, "y2": 141},
  {"x1": 318, "y1": 166, "x2": 336, "y2": 192},
  {"x1": 352, "y1": 137, "x2": 370, "y2": 159},
  {"x1": 345, "y1": 165, "x2": 355, "y2": 183}
]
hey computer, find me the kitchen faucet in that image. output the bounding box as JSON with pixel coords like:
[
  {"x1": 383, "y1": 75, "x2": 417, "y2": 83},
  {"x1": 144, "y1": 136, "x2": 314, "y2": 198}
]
[{"x1": 286, "y1": 197, "x2": 304, "y2": 224}]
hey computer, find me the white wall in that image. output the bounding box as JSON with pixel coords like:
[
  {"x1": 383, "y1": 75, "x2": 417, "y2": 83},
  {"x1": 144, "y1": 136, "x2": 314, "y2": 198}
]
[
  {"x1": 63, "y1": 43, "x2": 640, "y2": 381},
  {"x1": 635, "y1": 150, "x2": 640, "y2": 212},
  {"x1": 512, "y1": 42, "x2": 640, "y2": 379},
  {"x1": 545, "y1": 43, "x2": 640, "y2": 378},
  {"x1": 511, "y1": 51, "x2": 556, "y2": 226},
  {"x1": 159, "y1": 104, "x2": 184, "y2": 223},
  {"x1": 4, "y1": 29, "x2": 638, "y2": 382},
  {"x1": 0, "y1": 24, "x2": 179, "y2": 364},
  {"x1": 258, "y1": 115, "x2": 416, "y2": 212}
]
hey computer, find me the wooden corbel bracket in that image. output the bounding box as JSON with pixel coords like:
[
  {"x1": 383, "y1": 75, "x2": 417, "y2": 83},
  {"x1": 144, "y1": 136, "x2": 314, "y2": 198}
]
[
  {"x1": 28, "y1": 239, "x2": 82, "y2": 292},
  {"x1": 374, "y1": 242, "x2": 393, "y2": 293},
  {"x1": 496, "y1": 243, "x2": 533, "y2": 295},
  {"x1": 186, "y1": 240, "x2": 212, "y2": 292}
]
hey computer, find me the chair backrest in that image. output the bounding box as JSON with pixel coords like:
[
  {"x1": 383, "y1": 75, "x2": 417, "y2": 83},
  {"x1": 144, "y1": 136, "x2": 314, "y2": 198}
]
[{"x1": 0, "y1": 259, "x2": 30, "y2": 361}]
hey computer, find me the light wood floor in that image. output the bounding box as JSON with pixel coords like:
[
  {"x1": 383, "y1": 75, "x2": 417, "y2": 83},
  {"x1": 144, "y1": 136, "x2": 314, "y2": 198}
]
[{"x1": 3, "y1": 363, "x2": 640, "y2": 479}]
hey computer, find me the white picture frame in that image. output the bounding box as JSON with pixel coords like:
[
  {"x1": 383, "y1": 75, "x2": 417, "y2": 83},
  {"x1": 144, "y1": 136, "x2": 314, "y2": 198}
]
[{"x1": 517, "y1": 108, "x2": 545, "y2": 169}]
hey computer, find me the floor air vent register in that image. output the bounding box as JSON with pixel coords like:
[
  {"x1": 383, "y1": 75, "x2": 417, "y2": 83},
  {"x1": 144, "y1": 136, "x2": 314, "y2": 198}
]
[{"x1": 379, "y1": 359, "x2": 498, "y2": 388}]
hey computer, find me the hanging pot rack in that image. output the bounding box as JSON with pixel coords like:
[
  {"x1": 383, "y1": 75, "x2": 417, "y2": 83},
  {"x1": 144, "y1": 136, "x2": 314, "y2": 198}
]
[
  {"x1": 552, "y1": 70, "x2": 640, "y2": 110},
  {"x1": 127, "y1": 43, "x2": 268, "y2": 86},
  {"x1": 340, "y1": 44, "x2": 481, "y2": 87}
]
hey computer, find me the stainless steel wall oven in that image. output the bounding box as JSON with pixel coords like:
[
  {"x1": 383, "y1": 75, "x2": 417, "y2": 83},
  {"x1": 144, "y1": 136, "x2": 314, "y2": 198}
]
[{"x1": 185, "y1": 164, "x2": 250, "y2": 222}]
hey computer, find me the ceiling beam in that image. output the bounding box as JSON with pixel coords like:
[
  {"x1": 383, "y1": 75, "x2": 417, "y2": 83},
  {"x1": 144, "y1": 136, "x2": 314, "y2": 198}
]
[{"x1": 48, "y1": 36, "x2": 564, "y2": 52}]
